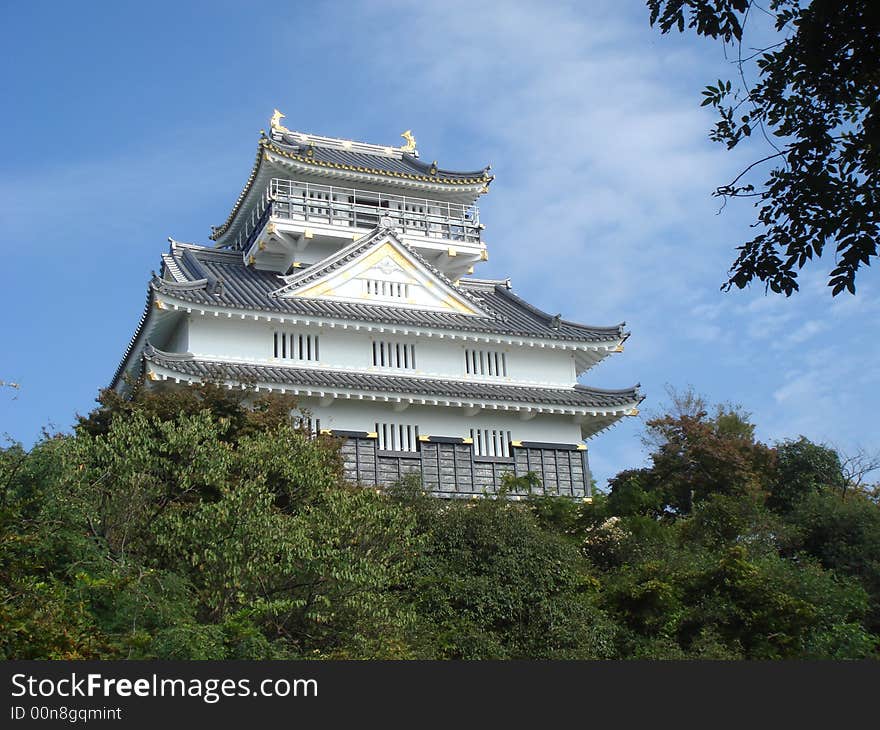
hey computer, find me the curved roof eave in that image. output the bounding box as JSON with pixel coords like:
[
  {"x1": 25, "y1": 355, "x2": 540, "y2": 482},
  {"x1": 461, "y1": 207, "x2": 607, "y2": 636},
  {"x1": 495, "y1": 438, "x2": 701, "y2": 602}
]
[
  {"x1": 109, "y1": 279, "x2": 159, "y2": 390},
  {"x1": 492, "y1": 285, "x2": 628, "y2": 340},
  {"x1": 143, "y1": 346, "x2": 642, "y2": 411}
]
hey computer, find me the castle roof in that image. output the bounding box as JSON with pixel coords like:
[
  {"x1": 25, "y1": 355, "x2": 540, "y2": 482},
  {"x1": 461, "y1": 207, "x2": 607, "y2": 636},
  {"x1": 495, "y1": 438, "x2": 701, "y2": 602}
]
[
  {"x1": 271, "y1": 132, "x2": 490, "y2": 183},
  {"x1": 143, "y1": 345, "x2": 641, "y2": 433},
  {"x1": 153, "y1": 240, "x2": 625, "y2": 342}
]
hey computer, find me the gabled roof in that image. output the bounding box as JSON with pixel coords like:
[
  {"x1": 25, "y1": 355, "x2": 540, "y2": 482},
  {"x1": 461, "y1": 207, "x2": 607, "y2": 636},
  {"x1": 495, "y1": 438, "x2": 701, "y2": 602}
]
[
  {"x1": 155, "y1": 238, "x2": 627, "y2": 343},
  {"x1": 270, "y1": 225, "x2": 490, "y2": 316},
  {"x1": 144, "y1": 345, "x2": 642, "y2": 414}
]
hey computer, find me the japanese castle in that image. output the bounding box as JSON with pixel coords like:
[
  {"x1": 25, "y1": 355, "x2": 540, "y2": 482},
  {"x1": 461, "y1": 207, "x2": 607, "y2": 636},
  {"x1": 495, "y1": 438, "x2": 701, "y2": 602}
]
[{"x1": 112, "y1": 111, "x2": 642, "y2": 498}]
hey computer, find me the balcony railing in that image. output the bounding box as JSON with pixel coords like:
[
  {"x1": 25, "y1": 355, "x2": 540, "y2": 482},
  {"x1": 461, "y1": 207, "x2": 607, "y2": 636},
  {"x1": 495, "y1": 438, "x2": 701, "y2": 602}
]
[{"x1": 234, "y1": 178, "x2": 481, "y2": 250}]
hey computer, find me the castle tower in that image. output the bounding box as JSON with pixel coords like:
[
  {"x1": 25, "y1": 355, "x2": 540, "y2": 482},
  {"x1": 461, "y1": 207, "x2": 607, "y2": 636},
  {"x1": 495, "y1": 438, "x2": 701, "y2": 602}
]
[{"x1": 112, "y1": 112, "x2": 642, "y2": 498}]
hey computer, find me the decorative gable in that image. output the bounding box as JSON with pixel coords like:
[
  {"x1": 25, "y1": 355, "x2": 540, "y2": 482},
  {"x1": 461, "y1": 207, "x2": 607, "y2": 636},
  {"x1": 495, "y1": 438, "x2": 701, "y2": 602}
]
[{"x1": 271, "y1": 227, "x2": 488, "y2": 316}]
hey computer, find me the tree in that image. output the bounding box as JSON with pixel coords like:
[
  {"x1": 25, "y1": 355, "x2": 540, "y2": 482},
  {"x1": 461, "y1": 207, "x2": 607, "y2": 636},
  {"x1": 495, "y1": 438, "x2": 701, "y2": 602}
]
[
  {"x1": 608, "y1": 396, "x2": 775, "y2": 517},
  {"x1": 768, "y1": 437, "x2": 845, "y2": 513},
  {"x1": 2, "y1": 386, "x2": 422, "y2": 659},
  {"x1": 396, "y1": 490, "x2": 617, "y2": 659},
  {"x1": 839, "y1": 447, "x2": 880, "y2": 498},
  {"x1": 648, "y1": 1, "x2": 880, "y2": 295},
  {"x1": 784, "y1": 490, "x2": 880, "y2": 633}
]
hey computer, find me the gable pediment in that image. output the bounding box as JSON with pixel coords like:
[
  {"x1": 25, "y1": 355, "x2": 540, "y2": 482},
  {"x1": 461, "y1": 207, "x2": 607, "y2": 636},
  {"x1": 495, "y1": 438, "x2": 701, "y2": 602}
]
[{"x1": 271, "y1": 229, "x2": 487, "y2": 316}]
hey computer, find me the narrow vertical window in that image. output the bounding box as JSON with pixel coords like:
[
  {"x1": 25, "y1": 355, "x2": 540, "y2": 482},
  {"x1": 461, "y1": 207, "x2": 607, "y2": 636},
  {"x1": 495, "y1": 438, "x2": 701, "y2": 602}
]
[
  {"x1": 273, "y1": 331, "x2": 319, "y2": 361},
  {"x1": 373, "y1": 341, "x2": 415, "y2": 369},
  {"x1": 376, "y1": 422, "x2": 420, "y2": 451},
  {"x1": 470, "y1": 427, "x2": 513, "y2": 457},
  {"x1": 465, "y1": 349, "x2": 508, "y2": 378}
]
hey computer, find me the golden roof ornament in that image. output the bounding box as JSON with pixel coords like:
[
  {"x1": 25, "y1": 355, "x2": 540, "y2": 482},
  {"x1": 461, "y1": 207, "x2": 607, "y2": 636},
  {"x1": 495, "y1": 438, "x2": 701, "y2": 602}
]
[
  {"x1": 399, "y1": 129, "x2": 416, "y2": 153},
  {"x1": 270, "y1": 109, "x2": 291, "y2": 134}
]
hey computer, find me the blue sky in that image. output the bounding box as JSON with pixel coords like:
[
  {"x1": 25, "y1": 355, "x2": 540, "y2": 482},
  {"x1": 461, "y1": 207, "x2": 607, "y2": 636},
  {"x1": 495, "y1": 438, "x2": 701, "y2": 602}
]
[{"x1": 1, "y1": 1, "x2": 877, "y2": 487}]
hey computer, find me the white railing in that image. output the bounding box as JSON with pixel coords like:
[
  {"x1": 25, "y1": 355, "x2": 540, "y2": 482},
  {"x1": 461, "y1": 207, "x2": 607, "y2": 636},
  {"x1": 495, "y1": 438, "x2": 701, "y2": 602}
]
[{"x1": 234, "y1": 179, "x2": 482, "y2": 250}]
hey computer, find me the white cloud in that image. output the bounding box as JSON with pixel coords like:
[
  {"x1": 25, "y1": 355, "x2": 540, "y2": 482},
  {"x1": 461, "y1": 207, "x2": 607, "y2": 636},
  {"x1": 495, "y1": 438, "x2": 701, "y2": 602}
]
[{"x1": 355, "y1": 0, "x2": 879, "y2": 483}]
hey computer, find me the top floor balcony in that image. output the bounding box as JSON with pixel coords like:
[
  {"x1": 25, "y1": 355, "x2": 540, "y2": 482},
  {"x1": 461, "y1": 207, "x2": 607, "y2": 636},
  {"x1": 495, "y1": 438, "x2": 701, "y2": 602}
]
[{"x1": 233, "y1": 178, "x2": 483, "y2": 255}]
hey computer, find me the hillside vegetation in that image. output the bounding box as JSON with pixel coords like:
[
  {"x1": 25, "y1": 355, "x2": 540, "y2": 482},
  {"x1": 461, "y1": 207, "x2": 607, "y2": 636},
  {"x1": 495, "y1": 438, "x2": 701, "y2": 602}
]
[{"x1": 2, "y1": 385, "x2": 877, "y2": 659}]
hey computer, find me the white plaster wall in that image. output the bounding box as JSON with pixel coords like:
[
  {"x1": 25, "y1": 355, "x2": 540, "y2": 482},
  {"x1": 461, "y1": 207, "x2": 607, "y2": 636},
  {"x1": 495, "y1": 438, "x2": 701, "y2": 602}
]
[
  {"x1": 187, "y1": 314, "x2": 277, "y2": 361},
  {"x1": 166, "y1": 318, "x2": 189, "y2": 353},
  {"x1": 185, "y1": 313, "x2": 577, "y2": 386},
  {"x1": 294, "y1": 398, "x2": 584, "y2": 445}
]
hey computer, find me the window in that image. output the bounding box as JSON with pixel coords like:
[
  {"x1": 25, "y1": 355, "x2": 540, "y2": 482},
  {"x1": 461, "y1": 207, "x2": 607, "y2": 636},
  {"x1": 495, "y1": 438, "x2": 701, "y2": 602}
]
[
  {"x1": 376, "y1": 422, "x2": 420, "y2": 452},
  {"x1": 273, "y1": 332, "x2": 320, "y2": 361},
  {"x1": 372, "y1": 340, "x2": 416, "y2": 369},
  {"x1": 293, "y1": 415, "x2": 321, "y2": 437},
  {"x1": 470, "y1": 428, "x2": 512, "y2": 457},
  {"x1": 465, "y1": 349, "x2": 507, "y2": 377},
  {"x1": 363, "y1": 278, "x2": 409, "y2": 298}
]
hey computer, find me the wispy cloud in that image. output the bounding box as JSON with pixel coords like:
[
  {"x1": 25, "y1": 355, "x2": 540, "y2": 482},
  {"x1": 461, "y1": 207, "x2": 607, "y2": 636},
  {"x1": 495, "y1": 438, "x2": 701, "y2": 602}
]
[{"x1": 353, "y1": 0, "x2": 879, "y2": 484}]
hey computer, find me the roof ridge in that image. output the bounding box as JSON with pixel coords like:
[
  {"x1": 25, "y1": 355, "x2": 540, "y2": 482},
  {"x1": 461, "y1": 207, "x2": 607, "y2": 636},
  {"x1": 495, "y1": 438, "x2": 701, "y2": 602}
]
[
  {"x1": 461, "y1": 276, "x2": 511, "y2": 285},
  {"x1": 273, "y1": 130, "x2": 405, "y2": 158},
  {"x1": 143, "y1": 343, "x2": 194, "y2": 362},
  {"x1": 400, "y1": 152, "x2": 491, "y2": 179},
  {"x1": 153, "y1": 276, "x2": 209, "y2": 292}
]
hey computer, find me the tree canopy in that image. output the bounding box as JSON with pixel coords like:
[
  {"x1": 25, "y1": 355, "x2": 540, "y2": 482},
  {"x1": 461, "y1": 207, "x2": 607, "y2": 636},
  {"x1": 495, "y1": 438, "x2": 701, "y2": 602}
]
[
  {"x1": 1, "y1": 384, "x2": 878, "y2": 659},
  {"x1": 647, "y1": 0, "x2": 880, "y2": 295}
]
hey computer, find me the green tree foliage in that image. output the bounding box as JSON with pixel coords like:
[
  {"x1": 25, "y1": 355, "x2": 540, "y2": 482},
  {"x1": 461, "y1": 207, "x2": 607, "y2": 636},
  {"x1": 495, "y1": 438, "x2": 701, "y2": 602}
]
[
  {"x1": 593, "y1": 390, "x2": 879, "y2": 658},
  {"x1": 1, "y1": 383, "x2": 878, "y2": 659},
  {"x1": 647, "y1": 0, "x2": 880, "y2": 295},
  {"x1": 394, "y1": 487, "x2": 617, "y2": 659},
  {"x1": 2, "y1": 385, "x2": 418, "y2": 659},
  {"x1": 785, "y1": 490, "x2": 880, "y2": 633},
  {"x1": 769, "y1": 436, "x2": 846, "y2": 513},
  {"x1": 608, "y1": 397, "x2": 774, "y2": 517}
]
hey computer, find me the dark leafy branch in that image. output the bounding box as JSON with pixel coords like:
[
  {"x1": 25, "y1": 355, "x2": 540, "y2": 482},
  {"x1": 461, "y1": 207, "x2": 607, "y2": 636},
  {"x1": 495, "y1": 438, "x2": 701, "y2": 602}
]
[{"x1": 648, "y1": 0, "x2": 880, "y2": 296}]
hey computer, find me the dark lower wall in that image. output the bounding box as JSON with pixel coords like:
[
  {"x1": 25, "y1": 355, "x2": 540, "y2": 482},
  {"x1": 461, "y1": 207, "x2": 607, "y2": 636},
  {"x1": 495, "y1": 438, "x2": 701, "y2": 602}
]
[{"x1": 335, "y1": 432, "x2": 591, "y2": 499}]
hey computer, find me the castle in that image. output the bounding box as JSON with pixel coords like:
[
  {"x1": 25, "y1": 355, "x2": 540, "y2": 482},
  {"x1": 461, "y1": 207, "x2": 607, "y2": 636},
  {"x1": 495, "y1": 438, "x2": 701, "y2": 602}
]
[{"x1": 112, "y1": 111, "x2": 641, "y2": 498}]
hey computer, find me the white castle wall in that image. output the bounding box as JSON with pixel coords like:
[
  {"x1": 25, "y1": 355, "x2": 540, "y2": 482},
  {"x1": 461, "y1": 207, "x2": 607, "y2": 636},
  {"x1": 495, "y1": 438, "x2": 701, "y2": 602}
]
[
  {"x1": 184, "y1": 314, "x2": 577, "y2": 386},
  {"x1": 294, "y1": 398, "x2": 583, "y2": 446},
  {"x1": 167, "y1": 318, "x2": 189, "y2": 353}
]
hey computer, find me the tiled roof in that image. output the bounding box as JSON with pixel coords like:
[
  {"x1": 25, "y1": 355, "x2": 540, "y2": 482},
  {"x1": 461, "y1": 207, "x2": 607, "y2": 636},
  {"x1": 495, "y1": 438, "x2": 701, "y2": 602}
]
[
  {"x1": 144, "y1": 346, "x2": 641, "y2": 410},
  {"x1": 273, "y1": 134, "x2": 491, "y2": 182},
  {"x1": 157, "y1": 242, "x2": 626, "y2": 343}
]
